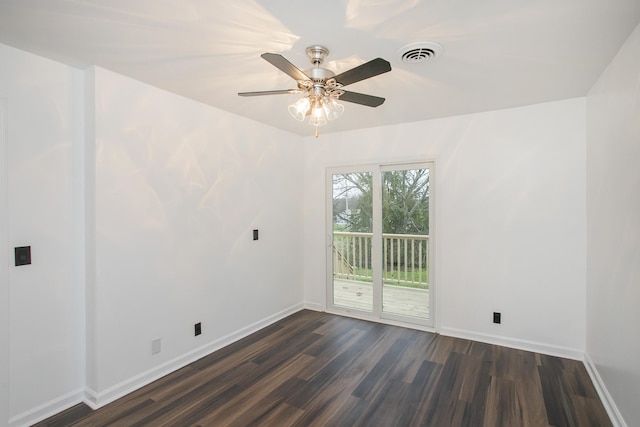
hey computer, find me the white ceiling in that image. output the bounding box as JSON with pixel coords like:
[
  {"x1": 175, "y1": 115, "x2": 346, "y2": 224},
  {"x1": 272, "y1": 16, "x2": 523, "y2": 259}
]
[{"x1": 0, "y1": 0, "x2": 639, "y2": 136}]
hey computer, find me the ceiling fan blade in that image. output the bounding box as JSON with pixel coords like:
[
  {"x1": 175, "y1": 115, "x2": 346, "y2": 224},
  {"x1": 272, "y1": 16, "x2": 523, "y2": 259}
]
[
  {"x1": 333, "y1": 58, "x2": 391, "y2": 87},
  {"x1": 339, "y1": 90, "x2": 385, "y2": 107},
  {"x1": 261, "y1": 53, "x2": 310, "y2": 81},
  {"x1": 238, "y1": 89, "x2": 301, "y2": 97}
]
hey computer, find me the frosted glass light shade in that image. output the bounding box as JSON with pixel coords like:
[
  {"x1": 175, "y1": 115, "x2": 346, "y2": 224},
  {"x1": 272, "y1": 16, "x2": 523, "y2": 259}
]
[
  {"x1": 324, "y1": 97, "x2": 344, "y2": 121},
  {"x1": 308, "y1": 104, "x2": 328, "y2": 127},
  {"x1": 288, "y1": 97, "x2": 310, "y2": 121},
  {"x1": 309, "y1": 99, "x2": 327, "y2": 127}
]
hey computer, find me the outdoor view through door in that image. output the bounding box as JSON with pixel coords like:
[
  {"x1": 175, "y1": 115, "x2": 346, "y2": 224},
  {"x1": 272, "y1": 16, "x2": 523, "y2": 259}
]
[{"x1": 329, "y1": 163, "x2": 433, "y2": 327}]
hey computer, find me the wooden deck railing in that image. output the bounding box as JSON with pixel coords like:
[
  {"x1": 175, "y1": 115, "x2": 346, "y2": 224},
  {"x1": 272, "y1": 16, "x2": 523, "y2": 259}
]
[{"x1": 333, "y1": 231, "x2": 429, "y2": 288}]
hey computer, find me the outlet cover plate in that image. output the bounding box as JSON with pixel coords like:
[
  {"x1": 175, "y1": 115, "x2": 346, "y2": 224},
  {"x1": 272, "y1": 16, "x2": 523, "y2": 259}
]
[
  {"x1": 15, "y1": 246, "x2": 31, "y2": 266},
  {"x1": 493, "y1": 312, "x2": 501, "y2": 324},
  {"x1": 151, "y1": 338, "x2": 161, "y2": 355}
]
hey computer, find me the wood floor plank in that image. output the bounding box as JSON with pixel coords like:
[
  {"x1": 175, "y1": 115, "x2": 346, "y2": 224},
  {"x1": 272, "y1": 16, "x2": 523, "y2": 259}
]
[
  {"x1": 400, "y1": 331, "x2": 437, "y2": 384},
  {"x1": 422, "y1": 351, "x2": 467, "y2": 426},
  {"x1": 514, "y1": 361, "x2": 550, "y2": 427},
  {"x1": 36, "y1": 310, "x2": 612, "y2": 427},
  {"x1": 32, "y1": 403, "x2": 93, "y2": 427},
  {"x1": 195, "y1": 353, "x2": 314, "y2": 425},
  {"x1": 352, "y1": 337, "x2": 409, "y2": 399},
  {"x1": 285, "y1": 377, "x2": 355, "y2": 427},
  {"x1": 484, "y1": 376, "x2": 519, "y2": 427},
  {"x1": 404, "y1": 359, "x2": 444, "y2": 425},
  {"x1": 248, "y1": 402, "x2": 305, "y2": 427},
  {"x1": 296, "y1": 326, "x2": 365, "y2": 381}
]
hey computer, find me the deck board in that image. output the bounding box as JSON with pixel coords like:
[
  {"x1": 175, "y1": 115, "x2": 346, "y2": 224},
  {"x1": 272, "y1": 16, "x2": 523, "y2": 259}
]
[{"x1": 333, "y1": 278, "x2": 429, "y2": 318}]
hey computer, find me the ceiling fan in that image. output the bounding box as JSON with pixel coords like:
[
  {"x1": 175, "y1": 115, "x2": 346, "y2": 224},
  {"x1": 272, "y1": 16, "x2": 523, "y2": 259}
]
[{"x1": 238, "y1": 45, "x2": 391, "y2": 136}]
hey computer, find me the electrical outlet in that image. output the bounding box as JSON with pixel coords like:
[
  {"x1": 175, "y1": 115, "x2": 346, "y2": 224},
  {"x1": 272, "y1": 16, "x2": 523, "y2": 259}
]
[
  {"x1": 194, "y1": 322, "x2": 202, "y2": 336},
  {"x1": 14, "y1": 246, "x2": 31, "y2": 266},
  {"x1": 253, "y1": 229, "x2": 259, "y2": 240},
  {"x1": 493, "y1": 312, "x2": 501, "y2": 324}
]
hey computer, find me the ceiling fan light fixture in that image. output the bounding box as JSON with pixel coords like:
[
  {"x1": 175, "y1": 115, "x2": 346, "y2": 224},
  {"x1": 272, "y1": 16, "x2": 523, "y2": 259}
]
[
  {"x1": 288, "y1": 96, "x2": 310, "y2": 121},
  {"x1": 308, "y1": 98, "x2": 328, "y2": 127},
  {"x1": 323, "y1": 96, "x2": 344, "y2": 121}
]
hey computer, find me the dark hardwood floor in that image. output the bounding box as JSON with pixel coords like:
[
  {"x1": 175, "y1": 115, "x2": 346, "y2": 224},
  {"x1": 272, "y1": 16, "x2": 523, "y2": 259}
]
[{"x1": 35, "y1": 310, "x2": 611, "y2": 426}]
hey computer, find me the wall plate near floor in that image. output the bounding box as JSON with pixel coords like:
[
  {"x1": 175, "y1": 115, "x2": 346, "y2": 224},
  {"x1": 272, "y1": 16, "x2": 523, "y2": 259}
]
[
  {"x1": 151, "y1": 338, "x2": 161, "y2": 355},
  {"x1": 14, "y1": 246, "x2": 31, "y2": 266}
]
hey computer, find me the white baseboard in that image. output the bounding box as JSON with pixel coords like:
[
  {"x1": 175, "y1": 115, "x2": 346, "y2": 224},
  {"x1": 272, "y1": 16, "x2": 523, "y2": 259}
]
[
  {"x1": 84, "y1": 302, "x2": 305, "y2": 409},
  {"x1": 584, "y1": 353, "x2": 626, "y2": 427},
  {"x1": 8, "y1": 388, "x2": 84, "y2": 427},
  {"x1": 439, "y1": 327, "x2": 584, "y2": 360},
  {"x1": 303, "y1": 301, "x2": 323, "y2": 311}
]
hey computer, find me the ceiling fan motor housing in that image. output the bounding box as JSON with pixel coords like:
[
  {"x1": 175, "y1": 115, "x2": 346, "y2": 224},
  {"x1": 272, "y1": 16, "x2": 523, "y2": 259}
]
[
  {"x1": 306, "y1": 67, "x2": 335, "y2": 81},
  {"x1": 306, "y1": 45, "x2": 329, "y2": 65}
]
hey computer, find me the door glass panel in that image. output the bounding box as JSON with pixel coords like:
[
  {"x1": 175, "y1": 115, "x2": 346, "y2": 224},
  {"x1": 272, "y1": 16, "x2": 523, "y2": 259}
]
[
  {"x1": 332, "y1": 172, "x2": 373, "y2": 312},
  {"x1": 381, "y1": 168, "x2": 430, "y2": 319}
]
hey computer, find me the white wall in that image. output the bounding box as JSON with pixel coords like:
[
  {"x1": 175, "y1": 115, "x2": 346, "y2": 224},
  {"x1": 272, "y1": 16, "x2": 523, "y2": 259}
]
[
  {"x1": 0, "y1": 43, "x2": 85, "y2": 426},
  {"x1": 0, "y1": 44, "x2": 304, "y2": 424},
  {"x1": 303, "y1": 98, "x2": 587, "y2": 357},
  {"x1": 87, "y1": 68, "x2": 304, "y2": 404},
  {"x1": 586, "y1": 22, "x2": 640, "y2": 427}
]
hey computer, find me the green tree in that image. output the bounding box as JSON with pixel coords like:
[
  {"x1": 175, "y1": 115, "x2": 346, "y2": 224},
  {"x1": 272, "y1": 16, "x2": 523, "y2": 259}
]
[
  {"x1": 382, "y1": 169, "x2": 429, "y2": 235},
  {"x1": 333, "y1": 170, "x2": 429, "y2": 235},
  {"x1": 333, "y1": 172, "x2": 372, "y2": 232}
]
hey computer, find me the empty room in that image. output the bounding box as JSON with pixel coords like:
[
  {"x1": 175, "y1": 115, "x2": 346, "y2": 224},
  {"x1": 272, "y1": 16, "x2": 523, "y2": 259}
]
[{"x1": 0, "y1": 1, "x2": 639, "y2": 426}]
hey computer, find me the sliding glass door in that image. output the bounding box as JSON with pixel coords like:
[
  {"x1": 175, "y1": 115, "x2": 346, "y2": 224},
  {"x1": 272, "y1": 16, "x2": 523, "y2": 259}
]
[{"x1": 328, "y1": 163, "x2": 434, "y2": 327}]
